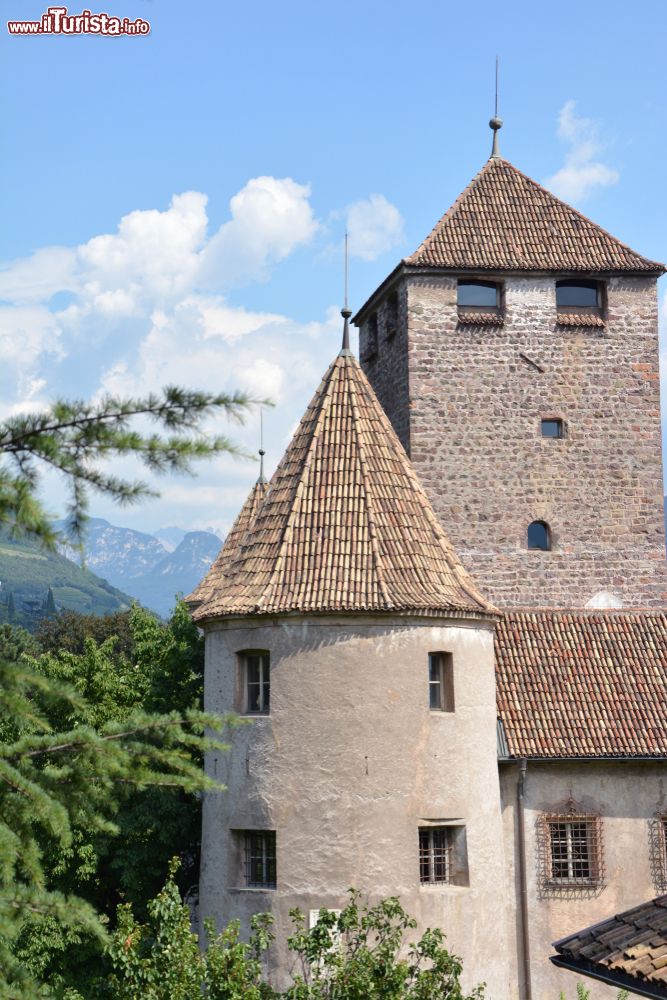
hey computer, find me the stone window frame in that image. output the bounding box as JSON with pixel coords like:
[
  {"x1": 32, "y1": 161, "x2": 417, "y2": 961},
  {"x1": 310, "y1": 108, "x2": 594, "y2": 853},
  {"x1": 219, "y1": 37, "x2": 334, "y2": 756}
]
[
  {"x1": 237, "y1": 649, "x2": 270, "y2": 715},
  {"x1": 648, "y1": 814, "x2": 667, "y2": 892},
  {"x1": 536, "y1": 798, "x2": 605, "y2": 899},
  {"x1": 418, "y1": 822, "x2": 469, "y2": 887},
  {"x1": 428, "y1": 651, "x2": 455, "y2": 712},
  {"x1": 233, "y1": 829, "x2": 277, "y2": 890}
]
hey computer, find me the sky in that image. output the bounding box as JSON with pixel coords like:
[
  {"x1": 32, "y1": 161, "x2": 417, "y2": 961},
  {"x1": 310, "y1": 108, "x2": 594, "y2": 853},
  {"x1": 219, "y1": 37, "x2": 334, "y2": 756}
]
[{"x1": 1, "y1": 0, "x2": 666, "y2": 539}]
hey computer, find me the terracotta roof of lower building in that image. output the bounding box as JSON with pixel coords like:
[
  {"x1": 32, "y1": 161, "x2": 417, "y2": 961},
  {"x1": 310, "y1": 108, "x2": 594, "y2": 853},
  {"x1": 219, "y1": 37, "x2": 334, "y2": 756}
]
[
  {"x1": 552, "y1": 896, "x2": 667, "y2": 999},
  {"x1": 495, "y1": 610, "x2": 667, "y2": 759},
  {"x1": 193, "y1": 350, "x2": 495, "y2": 622}
]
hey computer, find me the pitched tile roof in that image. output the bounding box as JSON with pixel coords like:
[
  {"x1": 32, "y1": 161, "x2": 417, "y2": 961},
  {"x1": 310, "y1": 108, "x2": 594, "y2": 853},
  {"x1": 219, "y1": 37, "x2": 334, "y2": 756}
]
[
  {"x1": 405, "y1": 157, "x2": 664, "y2": 274},
  {"x1": 193, "y1": 351, "x2": 495, "y2": 621},
  {"x1": 186, "y1": 477, "x2": 267, "y2": 608},
  {"x1": 495, "y1": 610, "x2": 667, "y2": 759},
  {"x1": 552, "y1": 896, "x2": 667, "y2": 998}
]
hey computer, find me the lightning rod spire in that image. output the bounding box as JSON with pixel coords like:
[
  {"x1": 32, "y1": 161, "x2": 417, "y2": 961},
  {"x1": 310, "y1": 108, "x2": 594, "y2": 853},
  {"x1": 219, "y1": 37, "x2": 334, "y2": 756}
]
[
  {"x1": 489, "y1": 56, "x2": 503, "y2": 158},
  {"x1": 341, "y1": 230, "x2": 352, "y2": 354}
]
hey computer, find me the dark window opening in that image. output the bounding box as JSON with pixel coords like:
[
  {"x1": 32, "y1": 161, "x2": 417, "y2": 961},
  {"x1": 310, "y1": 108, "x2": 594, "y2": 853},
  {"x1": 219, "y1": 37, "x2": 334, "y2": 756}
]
[
  {"x1": 428, "y1": 652, "x2": 455, "y2": 712},
  {"x1": 528, "y1": 521, "x2": 551, "y2": 551},
  {"x1": 541, "y1": 418, "x2": 564, "y2": 439},
  {"x1": 365, "y1": 313, "x2": 379, "y2": 358},
  {"x1": 556, "y1": 279, "x2": 601, "y2": 311},
  {"x1": 386, "y1": 292, "x2": 398, "y2": 339},
  {"x1": 242, "y1": 830, "x2": 276, "y2": 888},
  {"x1": 457, "y1": 280, "x2": 500, "y2": 310},
  {"x1": 240, "y1": 650, "x2": 270, "y2": 714}
]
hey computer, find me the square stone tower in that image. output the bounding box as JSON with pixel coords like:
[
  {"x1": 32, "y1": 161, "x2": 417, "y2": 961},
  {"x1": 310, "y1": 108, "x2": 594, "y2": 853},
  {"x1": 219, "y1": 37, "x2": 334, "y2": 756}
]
[{"x1": 354, "y1": 152, "x2": 667, "y2": 609}]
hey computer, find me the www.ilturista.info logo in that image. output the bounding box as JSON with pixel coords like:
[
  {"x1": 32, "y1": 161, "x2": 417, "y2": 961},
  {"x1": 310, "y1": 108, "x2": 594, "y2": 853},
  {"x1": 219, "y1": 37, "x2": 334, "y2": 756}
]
[{"x1": 7, "y1": 7, "x2": 150, "y2": 35}]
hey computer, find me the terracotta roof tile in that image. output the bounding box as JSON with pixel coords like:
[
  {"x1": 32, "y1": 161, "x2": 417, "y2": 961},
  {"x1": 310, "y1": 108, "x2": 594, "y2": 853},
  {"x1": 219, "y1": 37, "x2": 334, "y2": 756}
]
[
  {"x1": 496, "y1": 610, "x2": 667, "y2": 759},
  {"x1": 405, "y1": 157, "x2": 664, "y2": 275},
  {"x1": 186, "y1": 477, "x2": 267, "y2": 607},
  {"x1": 457, "y1": 310, "x2": 504, "y2": 326},
  {"x1": 556, "y1": 313, "x2": 606, "y2": 328},
  {"x1": 553, "y1": 896, "x2": 667, "y2": 997},
  {"x1": 193, "y1": 351, "x2": 495, "y2": 621}
]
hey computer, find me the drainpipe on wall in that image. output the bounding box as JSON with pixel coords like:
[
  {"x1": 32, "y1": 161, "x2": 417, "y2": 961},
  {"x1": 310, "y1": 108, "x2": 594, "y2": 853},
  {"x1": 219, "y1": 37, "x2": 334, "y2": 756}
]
[{"x1": 517, "y1": 758, "x2": 533, "y2": 1000}]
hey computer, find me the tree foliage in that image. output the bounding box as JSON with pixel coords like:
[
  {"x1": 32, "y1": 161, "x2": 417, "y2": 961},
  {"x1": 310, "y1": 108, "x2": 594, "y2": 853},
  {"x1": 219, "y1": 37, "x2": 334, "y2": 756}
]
[
  {"x1": 0, "y1": 386, "x2": 252, "y2": 544},
  {"x1": 0, "y1": 605, "x2": 231, "y2": 999},
  {"x1": 101, "y1": 873, "x2": 484, "y2": 1000}
]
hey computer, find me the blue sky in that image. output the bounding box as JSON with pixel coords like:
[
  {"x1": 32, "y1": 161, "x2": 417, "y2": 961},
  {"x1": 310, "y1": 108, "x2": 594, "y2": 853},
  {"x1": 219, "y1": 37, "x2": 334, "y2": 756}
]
[{"x1": 1, "y1": 0, "x2": 666, "y2": 537}]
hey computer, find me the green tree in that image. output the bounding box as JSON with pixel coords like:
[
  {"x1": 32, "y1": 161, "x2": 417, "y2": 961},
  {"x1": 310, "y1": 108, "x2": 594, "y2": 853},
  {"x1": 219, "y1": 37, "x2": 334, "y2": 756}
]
[
  {"x1": 0, "y1": 649, "x2": 232, "y2": 999},
  {"x1": 0, "y1": 623, "x2": 41, "y2": 662},
  {"x1": 0, "y1": 386, "x2": 251, "y2": 544},
  {"x1": 104, "y1": 872, "x2": 482, "y2": 1000},
  {"x1": 10, "y1": 603, "x2": 213, "y2": 996}
]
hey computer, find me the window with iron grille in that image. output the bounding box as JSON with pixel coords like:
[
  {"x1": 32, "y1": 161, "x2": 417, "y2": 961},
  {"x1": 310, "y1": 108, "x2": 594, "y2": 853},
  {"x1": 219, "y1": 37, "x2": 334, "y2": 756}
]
[
  {"x1": 419, "y1": 827, "x2": 452, "y2": 884},
  {"x1": 242, "y1": 831, "x2": 276, "y2": 888},
  {"x1": 537, "y1": 803, "x2": 604, "y2": 896},
  {"x1": 648, "y1": 815, "x2": 667, "y2": 892},
  {"x1": 240, "y1": 650, "x2": 270, "y2": 714}
]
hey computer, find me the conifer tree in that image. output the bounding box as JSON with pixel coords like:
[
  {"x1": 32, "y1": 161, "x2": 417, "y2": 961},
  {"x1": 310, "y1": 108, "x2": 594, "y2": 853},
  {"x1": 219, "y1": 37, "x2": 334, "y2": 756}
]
[
  {"x1": 7, "y1": 590, "x2": 16, "y2": 622},
  {"x1": 44, "y1": 587, "x2": 57, "y2": 617},
  {"x1": 0, "y1": 386, "x2": 253, "y2": 545}
]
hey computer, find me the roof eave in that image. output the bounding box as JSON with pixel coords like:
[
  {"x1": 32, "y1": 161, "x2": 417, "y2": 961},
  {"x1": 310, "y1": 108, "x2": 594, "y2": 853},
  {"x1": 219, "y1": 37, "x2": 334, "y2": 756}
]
[
  {"x1": 352, "y1": 261, "x2": 664, "y2": 326},
  {"x1": 550, "y1": 955, "x2": 667, "y2": 1000}
]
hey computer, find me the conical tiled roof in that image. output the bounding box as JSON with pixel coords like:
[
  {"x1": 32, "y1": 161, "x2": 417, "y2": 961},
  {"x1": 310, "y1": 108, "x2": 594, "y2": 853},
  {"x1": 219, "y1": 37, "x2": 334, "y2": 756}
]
[
  {"x1": 186, "y1": 476, "x2": 267, "y2": 608},
  {"x1": 193, "y1": 351, "x2": 495, "y2": 621},
  {"x1": 405, "y1": 157, "x2": 664, "y2": 274}
]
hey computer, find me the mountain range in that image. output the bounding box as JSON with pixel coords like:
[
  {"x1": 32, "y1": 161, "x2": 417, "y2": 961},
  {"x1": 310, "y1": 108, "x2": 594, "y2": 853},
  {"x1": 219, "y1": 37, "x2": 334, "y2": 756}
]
[{"x1": 57, "y1": 518, "x2": 222, "y2": 617}]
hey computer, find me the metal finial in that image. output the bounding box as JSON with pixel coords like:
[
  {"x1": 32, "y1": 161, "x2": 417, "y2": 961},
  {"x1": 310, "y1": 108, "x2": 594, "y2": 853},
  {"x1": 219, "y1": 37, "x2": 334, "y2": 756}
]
[
  {"x1": 341, "y1": 231, "x2": 352, "y2": 354},
  {"x1": 258, "y1": 408, "x2": 266, "y2": 483},
  {"x1": 489, "y1": 56, "x2": 503, "y2": 158}
]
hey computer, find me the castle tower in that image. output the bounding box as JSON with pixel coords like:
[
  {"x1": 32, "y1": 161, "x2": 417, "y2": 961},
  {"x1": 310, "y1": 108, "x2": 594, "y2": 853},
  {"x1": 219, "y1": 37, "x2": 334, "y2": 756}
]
[
  {"x1": 192, "y1": 322, "x2": 511, "y2": 996},
  {"x1": 353, "y1": 130, "x2": 667, "y2": 609}
]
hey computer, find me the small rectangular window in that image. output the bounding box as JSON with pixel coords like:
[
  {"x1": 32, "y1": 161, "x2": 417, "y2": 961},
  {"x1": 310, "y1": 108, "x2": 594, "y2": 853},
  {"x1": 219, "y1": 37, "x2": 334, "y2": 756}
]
[
  {"x1": 241, "y1": 830, "x2": 276, "y2": 888},
  {"x1": 541, "y1": 418, "x2": 564, "y2": 438},
  {"x1": 240, "y1": 651, "x2": 270, "y2": 714},
  {"x1": 649, "y1": 815, "x2": 667, "y2": 892},
  {"x1": 419, "y1": 824, "x2": 469, "y2": 886},
  {"x1": 457, "y1": 280, "x2": 503, "y2": 325},
  {"x1": 428, "y1": 652, "x2": 454, "y2": 712}
]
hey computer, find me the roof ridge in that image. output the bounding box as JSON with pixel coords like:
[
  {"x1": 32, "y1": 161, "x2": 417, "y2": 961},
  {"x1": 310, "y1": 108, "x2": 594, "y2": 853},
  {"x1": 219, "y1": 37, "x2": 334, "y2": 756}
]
[
  {"x1": 255, "y1": 358, "x2": 339, "y2": 612},
  {"x1": 346, "y1": 360, "x2": 392, "y2": 607}
]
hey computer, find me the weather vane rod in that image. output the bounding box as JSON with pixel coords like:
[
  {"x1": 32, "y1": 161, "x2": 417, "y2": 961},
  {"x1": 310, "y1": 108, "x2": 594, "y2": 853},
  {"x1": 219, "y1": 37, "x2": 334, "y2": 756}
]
[
  {"x1": 259, "y1": 408, "x2": 266, "y2": 482},
  {"x1": 341, "y1": 230, "x2": 351, "y2": 353},
  {"x1": 489, "y1": 56, "x2": 503, "y2": 159}
]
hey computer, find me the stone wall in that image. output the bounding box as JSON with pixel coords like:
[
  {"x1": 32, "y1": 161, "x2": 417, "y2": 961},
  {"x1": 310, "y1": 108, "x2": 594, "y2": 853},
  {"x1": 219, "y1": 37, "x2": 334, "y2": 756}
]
[
  {"x1": 499, "y1": 761, "x2": 667, "y2": 1000},
  {"x1": 359, "y1": 273, "x2": 667, "y2": 608},
  {"x1": 199, "y1": 613, "x2": 511, "y2": 997}
]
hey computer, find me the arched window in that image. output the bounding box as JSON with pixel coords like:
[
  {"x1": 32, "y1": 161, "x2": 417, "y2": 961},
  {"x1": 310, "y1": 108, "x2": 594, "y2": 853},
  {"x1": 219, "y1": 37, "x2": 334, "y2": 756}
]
[
  {"x1": 457, "y1": 279, "x2": 501, "y2": 308},
  {"x1": 527, "y1": 521, "x2": 551, "y2": 551},
  {"x1": 556, "y1": 279, "x2": 601, "y2": 311}
]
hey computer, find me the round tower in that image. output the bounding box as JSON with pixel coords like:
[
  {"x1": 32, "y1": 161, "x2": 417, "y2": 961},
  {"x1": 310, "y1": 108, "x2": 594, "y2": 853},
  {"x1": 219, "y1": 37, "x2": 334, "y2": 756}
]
[{"x1": 190, "y1": 318, "x2": 511, "y2": 997}]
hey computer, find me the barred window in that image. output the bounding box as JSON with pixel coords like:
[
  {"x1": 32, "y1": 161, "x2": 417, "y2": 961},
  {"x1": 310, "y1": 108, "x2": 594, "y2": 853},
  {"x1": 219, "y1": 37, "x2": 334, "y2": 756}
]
[
  {"x1": 648, "y1": 815, "x2": 667, "y2": 892},
  {"x1": 242, "y1": 831, "x2": 276, "y2": 889},
  {"x1": 537, "y1": 803, "x2": 604, "y2": 896},
  {"x1": 419, "y1": 827, "x2": 451, "y2": 884}
]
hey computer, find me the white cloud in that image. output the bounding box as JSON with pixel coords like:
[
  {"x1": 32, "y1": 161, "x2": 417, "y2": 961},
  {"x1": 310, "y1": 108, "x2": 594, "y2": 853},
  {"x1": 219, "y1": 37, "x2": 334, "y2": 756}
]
[
  {"x1": 544, "y1": 101, "x2": 619, "y2": 203},
  {"x1": 345, "y1": 194, "x2": 404, "y2": 261},
  {"x1": 199, "y1": 176, "x2": 318, "y2": 288}
]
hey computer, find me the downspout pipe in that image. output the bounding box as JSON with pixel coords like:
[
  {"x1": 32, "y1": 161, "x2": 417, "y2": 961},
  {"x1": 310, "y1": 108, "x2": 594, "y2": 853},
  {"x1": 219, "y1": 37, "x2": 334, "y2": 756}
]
[{"x1": 517, "y1": 758, "x2": 532, "y2": 1000}]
